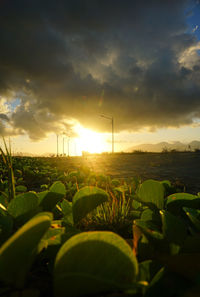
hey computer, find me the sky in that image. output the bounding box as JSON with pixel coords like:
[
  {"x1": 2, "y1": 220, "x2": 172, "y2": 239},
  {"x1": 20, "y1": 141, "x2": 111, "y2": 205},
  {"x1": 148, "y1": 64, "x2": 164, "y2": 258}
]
[{"x1": 0, "y1": 0, "x2": 200, "y2": 155}]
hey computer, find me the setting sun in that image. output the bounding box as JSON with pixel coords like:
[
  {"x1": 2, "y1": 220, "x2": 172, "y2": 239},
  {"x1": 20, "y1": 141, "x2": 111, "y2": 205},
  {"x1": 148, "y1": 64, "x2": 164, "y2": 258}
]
[{"x1": 75, "y1": 126, "x2": 107, "y2": 154}]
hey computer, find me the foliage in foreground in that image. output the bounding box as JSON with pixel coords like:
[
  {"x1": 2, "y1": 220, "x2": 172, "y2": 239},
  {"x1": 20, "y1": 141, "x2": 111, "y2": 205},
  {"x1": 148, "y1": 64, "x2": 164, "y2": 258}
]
[{"x1": 0, "y1": 148, "x2": 200, "y2": 297}]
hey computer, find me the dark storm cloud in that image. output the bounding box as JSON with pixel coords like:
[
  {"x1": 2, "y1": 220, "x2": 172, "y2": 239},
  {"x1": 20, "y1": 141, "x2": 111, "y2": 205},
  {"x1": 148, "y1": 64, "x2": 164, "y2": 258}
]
[
  {"x1": 0, "y1": 0, "x2": 200, "y2": 139},
  {"x1": 0, "y1": 114, "x2": 9, "y2": 121}
]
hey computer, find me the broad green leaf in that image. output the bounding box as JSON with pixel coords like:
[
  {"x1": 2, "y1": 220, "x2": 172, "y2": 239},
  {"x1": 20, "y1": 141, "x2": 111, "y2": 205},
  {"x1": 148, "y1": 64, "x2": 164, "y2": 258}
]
[
  {"x1": 141, "y1": 209, "x2": 154, "y2": 221},
  {"x1": 39, "y1": 182, "x2": 66, "y2": 211},
  {"x1": 17, "y1": 177, "x2": 24, "y2": 184},
  {"x1": 33, "y1": 211, "x2": 53, "y2": 221},
  {"x1": 134, "y1": 219, "x2": 164, "y2": 241},
  {"x1": 0, "y1": 214, "x2": 13, "y2": 244},
  {"x1": 39, "y1": 227, "x2": 65, "y2": 252},
  {"x1": 37, "y1": 190, "x2": 48, "y2": 204},
  {"x1": 141, "y1": 209, "x2": 161, "y2": 226},
  {"x1": 60, "y1": 199, "x2": 73, "y2": 225},
  {"x1": 132, "y1": 200, "x2": 142, "y2": 210},
  {"x1": 72, "y1": 186, "x2": 108, "y2": 223},
  {"x1": 137, "y1": 180, "x2": 165, "y2": 209},
  {"x1": 38, "y1": 220, "x2": 79, "y2": 254},
  {"x1": 183, "y1": 207, "x2": 200, "y2": 231},
  {"x1": 166, "y1": 193, "x2": 199, "y2": 214},
  {"x1": 146, "y1": 267, "x2": 165, "y2": 297},
  {"x1": 60, "y1": 225, "x2": 81, "y2": 243},
  {"x1": 0, "y1": 213, "x2": 51, "y2": 288},
  {"x1": 111, "y1": 179, "x2": 120, "y2": 187},
  {"x1": 135, "y1": 219, "x2": 180, "y2": 255},
  {"x1": 138, "y1": 260, "x2": 154, "y2": 282},
  {"x1": 44, "y1": 228, "x2": 64, "y2": 245},
  {"x1": 54, "y1": 231, "x2": 138, "y2": 297},
  {"x1": 60, "y1": 199, "x2": 72, "y2": 216},
  {"x1": 49, "y1": 181, "x2": 66, "y2": 196},
  {"x1": 7, "y1": 192, "x2": 39, "y2": 222},
  {"x1": 160, "y1": 180, "x2": 171, "y2": 188},
  {"x1": 37, "y1": 216, "x2": 62, "y2": 253},
  {"x1": 15, "y1": 185, "x2": 27, "y2": 193},
  {"x1": 160, "y1": 210, "x2": 187, "y2": 245},
  {"x1": 130, "y1": 210, "x2": 141, "y2": 219},
  {"x1": 138, "y1": 260, "x2": 162, "y2": 293},
  {"x1": 160, "y1": 180, "x2": 173, "y2": 195},
  {"x1": 40, "y1": 184, "x2": 48, "y2": 190}
]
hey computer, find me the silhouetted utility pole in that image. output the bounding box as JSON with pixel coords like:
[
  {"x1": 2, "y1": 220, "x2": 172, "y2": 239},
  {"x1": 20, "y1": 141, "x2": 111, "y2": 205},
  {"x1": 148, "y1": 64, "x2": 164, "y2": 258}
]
[
  {"x1": 63, "y1": 137, "x2": 65, "y2": 156},
  {"x1": 111, "y1": 117, "x2": 114, "y2": 154},
  {"x1": 56, "y1": 134, "x2": 59, "y2": 157},
  {"x1": 68, "y1": 137, "x2": 70, "y2": 157},
  {"x1": 100, "y1": 114, "x2": 114, "y2": 153}
]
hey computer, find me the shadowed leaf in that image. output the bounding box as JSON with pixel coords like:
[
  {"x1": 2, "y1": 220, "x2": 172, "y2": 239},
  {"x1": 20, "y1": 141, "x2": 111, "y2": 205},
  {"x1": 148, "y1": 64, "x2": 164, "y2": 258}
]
[
  {"x1": 72, "y1": 186, "x2": 108, "y2": 223},
  {"x1": 0, "y1": 213, "x2": 51, "y2": 288},
  {"x1": 54, "y1": 231, "x2": 138, "y2": 297},
  {"x1": 8, "y1": 192, "x2": 39, "y2": 223},
  {"x1": 39, "y1": 182, "x2": 66, "y2": 211},
  {"x1": 166, "y1": 193, "x2": 199, "y2": 214}
]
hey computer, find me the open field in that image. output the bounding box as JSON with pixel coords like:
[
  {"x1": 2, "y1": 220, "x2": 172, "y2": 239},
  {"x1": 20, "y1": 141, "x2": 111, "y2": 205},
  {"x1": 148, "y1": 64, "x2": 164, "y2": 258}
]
[{"x1": 48, "y1": 152, "x2": 200, "y2": 194}]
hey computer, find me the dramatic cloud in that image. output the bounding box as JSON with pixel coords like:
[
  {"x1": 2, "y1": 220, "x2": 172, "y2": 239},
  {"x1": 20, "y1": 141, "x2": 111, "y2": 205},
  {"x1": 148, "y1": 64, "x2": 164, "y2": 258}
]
[{"x1": 0, "y1": 0, "x2": 200, "y2": 139}]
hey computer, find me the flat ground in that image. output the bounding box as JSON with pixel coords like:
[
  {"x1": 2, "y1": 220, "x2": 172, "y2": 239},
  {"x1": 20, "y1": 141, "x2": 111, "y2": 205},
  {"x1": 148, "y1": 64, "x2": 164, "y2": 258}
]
[{"x1": 48, "y1": 152, "x2": 200, "y2": 194}]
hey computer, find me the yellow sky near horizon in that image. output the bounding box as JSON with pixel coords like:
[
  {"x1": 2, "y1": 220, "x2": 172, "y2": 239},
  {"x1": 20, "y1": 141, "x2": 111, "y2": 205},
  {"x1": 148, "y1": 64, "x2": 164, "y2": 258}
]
[{"x1": 2, "y1": 123, "x2": 200, "y2": 156}]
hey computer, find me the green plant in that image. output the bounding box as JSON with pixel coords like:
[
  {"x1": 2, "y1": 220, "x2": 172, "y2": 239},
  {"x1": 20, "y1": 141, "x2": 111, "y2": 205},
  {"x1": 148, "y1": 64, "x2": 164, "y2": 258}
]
[
  {"x1": 0, "y1": 138, "x2": 15, "y2": 202},
  {"x1": 0, "y1": 213, "x2": 52, "y2": 288},
  {"x1": 95, "y1": 191, "x2": 131, "y2": 224},
  {"x1": 54, "y1": 231, "x2": 139, "y2": 297},
  {"x1": 1, "y1": 152, "x2": 200, "y2": 297}
]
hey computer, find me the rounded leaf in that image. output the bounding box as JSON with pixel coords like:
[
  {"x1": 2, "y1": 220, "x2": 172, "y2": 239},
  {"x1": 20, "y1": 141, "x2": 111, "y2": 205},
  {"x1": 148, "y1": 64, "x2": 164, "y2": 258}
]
[
  {"x1": 0, "y1": 213, "x2": 51, "y2": 287},
  {"x1": 134, "y1": 219, "x2": 164, "y2": 241},
  {"x1": 60, "y1": 199, "x2": 73, "y2": 225},
  {"x1": 50, "y1": 181, "x2": 66, "y2": 196},
  {"x1": 137, "y1": 180, "x2": 165, "y2": 209},
  {"x1": 160, "y1": 210, "x2": 187, "y2": 245},
  {"x1": 166, "y1": 193, "x2": 199, "y2": 214},
  {"x1": 54, "y1": 231, "x2": 138, "y2": 297},
  {"x1": 0, "y1": 215, "x2": 13, "y2": 244},
  {"x1": 39, "y1": 182, "x2": 66, "y2": 211},
  {"x1": 8, "y1": 192, "x2": 39, "y2": 220},
  {"x1": 15, "y1": 185, "x2": 27, "y2": 193},
  {"x1": 72, "y1": 186, "x2": 108, "y2": 223},
  {"x1": 141, "y1": 209, "x2": 157, "y2": 222}
]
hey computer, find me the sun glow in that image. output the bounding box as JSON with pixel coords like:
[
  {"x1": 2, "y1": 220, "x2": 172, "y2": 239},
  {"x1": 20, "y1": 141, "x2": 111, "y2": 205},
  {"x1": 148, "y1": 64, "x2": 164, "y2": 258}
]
[{"x1": 75, "y1": 126, "x2": 107, "y2": 154}]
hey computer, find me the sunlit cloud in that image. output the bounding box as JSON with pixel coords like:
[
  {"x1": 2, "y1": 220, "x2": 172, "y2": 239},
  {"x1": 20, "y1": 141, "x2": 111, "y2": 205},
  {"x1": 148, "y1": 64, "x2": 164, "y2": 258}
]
[
  {"x1": 0, "y1": 0, "x2": 200, "y2": 141},
  {"x1": 179, "y1": 41, "x2": 200, "y2": 67}
]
